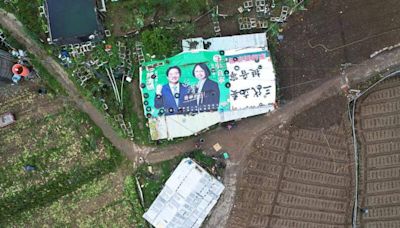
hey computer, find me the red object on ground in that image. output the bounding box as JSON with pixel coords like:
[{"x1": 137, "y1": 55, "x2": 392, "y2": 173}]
[
  {"x1": 105, "y1": 44, "x2": 112, "y2": 51},
  {"x1": 12, "y1": 64, "x2": 29, "y2": 77}
]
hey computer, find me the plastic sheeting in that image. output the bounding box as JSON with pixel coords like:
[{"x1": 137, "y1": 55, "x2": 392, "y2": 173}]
[{"x1": 182, "y1": 33, "x2": 267, "y2": 51}]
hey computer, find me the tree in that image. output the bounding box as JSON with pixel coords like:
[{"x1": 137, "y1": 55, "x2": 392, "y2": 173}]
[
  {"x1": 141, "y1": 28, "x2": 175, "y2": 58},
  {"x1": 177, "y1": 0, "x2": 208, "y2": 15}
]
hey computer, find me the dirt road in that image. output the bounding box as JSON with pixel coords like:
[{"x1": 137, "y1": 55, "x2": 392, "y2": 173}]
[
  {"x1": 3, "y1": 8, "x2": 400, "y2": 167},
  {"x1": 0, "y1": 9, "x2": 152, "y2": 162},
  {"x1": 3, "y1": 6, "x2": 400, "y2": 228},
  {"x1": 146, "y1": 44, "x2": 400, "y2": 164}
]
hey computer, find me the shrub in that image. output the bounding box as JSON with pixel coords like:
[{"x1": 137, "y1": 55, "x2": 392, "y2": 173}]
[{"x1": 141, "y1": 28, "x2": 175, "y2": 58}]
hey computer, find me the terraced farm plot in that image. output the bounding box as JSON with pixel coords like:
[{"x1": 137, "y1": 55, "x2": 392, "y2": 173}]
[
  {"x1": 356, "y1": 76, "x2": 400, "y2": 228},
  {"x1": 0, "y1": 84, "x2": 142, "y2": 226},
  {"x1": 228, "y1": 96, "x2": 354, "y2": 228}
]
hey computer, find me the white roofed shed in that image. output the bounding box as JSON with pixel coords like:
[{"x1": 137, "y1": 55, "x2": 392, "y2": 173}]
[{"x1": 143, "y1": 158, "x2": 224, "y2": 228}]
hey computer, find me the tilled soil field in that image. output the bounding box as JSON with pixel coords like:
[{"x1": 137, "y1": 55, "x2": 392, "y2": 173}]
[
  {"x1": 276, "y1": 0, "x2": 400, "y2": 101},
  {"x1": 356, "y1": 76, "x2": 400, "y2": 228},
  {"x1": 208, "y1": 0, "x2": 400, "y2": 101},
  {"x1": 0, "y1": 83, "x2": 65, "y2": 120},
  {"x1": 227, "y1": 95, "x2": 355, "y2": 228},
  {"x1": 0, "y1": 82, "x2": 137, "y2": 226}
]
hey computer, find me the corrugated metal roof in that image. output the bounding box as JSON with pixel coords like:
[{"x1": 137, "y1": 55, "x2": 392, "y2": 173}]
[
  {"x1": 0, "y1": 50, "x2": 13, "y2": 82},
  {"x1": 182, "y1": 33, "x2": 267, "y2": 51},
  {"x1": 149, "y1": 112, "x2": 220, "y2": 140},
  {"x1": 143, "y1": 158, "x2": 224, "y2": 228}
]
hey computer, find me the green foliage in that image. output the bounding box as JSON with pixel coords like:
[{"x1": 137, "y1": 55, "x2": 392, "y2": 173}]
[
  {"x1": 130, "y1": 0, "x2": 156, "y2": 16},
  {"x1": 0, "y1": 27, "x2": 25, "y2": 50},
  {"x1": 124, "y1": 176, "x2": 147, "y2": 227},
  {"x1": 0, "y1": 153, "x2": 123, "y2": 223},
  {"x1": 141, "y1": 28, "x2": 176, "y2": 58},
  {"x1": 176, "y1": 0, "x2": 208, "y2": 15},
  {"x1": 0, "y1": 0, "x2": 46, "y2": 40},
  {"x1": 136, "y1": 156, "x2": 179, "y2": 209},
  {"x1": 0, "y1": 108, "x2": 124, "y2": 225},
  {"x1": 122, "y1": 85, "x2": 151, "y2": 144},
  {"x1": 190, "y1": 150, "x2": 215, "y2": 167},
  {"x1": 132, "y1": 0, "x2": 208, "y2": 16},
  {"x1": 29, "y1": 56, "x2": 67, "y2": 95}
]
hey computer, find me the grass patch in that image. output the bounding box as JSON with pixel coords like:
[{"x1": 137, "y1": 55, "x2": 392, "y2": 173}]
[
  {"x1": 0, "y1": 105, "x2": 129, "y2": 226},
  {"x1": 124, "y1": 175, "x2": 147, "y2": 228},
  {"x1": 0, "y1": 0, "x2": 47, "y2": 42},
  {"x1": 29, "y1": 56, "x2": 66, "y2": 95}
]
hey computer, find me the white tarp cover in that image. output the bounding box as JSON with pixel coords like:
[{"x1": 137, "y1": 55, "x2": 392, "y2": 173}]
[
  {"x1": 150, "y1": 112, "x2": 220, "y2": 140},
  {"x1": 182, "y1": 33, "x2": 267, "y2": 51},
  {"x1": 143, "y1": 158, "x2": 225, "y2": 228},
  {"x1": 181, "y1": 37, "x2": 205, "y2": 51}
]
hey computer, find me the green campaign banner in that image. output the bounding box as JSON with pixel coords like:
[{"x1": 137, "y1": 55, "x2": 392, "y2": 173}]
[{"x1": 140, "y1": 51, "x2": 230, "y2": 118}]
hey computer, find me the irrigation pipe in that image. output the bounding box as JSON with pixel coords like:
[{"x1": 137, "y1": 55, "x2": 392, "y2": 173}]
[
  {"x1": 349, "y1": 70, "x2": 400, "y2": 228},
  {"x1": 120, "y1": 75, "x2": 125, "y2": 110},
  {"x1": 106, "y1": 67, "x2": 121, "y2": 103},
  {"x1": 109, "y1": 67, "x2": 121, "y2": 103}
]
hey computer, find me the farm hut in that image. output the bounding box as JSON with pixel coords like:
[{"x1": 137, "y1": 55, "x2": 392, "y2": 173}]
[{"x1": 143, "y1": 158, "x2": 224, "y2": 228}]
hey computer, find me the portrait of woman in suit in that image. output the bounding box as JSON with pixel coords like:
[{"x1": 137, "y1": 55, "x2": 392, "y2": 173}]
[{"x1": 191, "y1": 63, "x2": 220, "y2": 112}]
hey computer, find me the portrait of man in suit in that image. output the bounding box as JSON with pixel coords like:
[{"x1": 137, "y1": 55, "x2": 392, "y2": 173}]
[
  {"x1": 190, "y1": 63, "x2": 220, "y2": 112},
  {"x1": 154, "y1": 66, "x2": 190, "y2": 115}
]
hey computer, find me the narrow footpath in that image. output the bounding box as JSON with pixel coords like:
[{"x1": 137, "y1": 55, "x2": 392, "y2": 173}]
[
  {"x1": 3, "y1": 9, "x2": 400, "y2": 167},
  {"x1": 0, "y1": 9, "x2": 152, "y2": 162},
  {"x1": 147, "y1": 46, "x2": 400, "y2": 164}
]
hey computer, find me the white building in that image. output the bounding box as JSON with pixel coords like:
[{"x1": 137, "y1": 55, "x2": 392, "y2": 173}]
[{"x1": 143, "y1": 158, "x2": 224, "y2": 228}]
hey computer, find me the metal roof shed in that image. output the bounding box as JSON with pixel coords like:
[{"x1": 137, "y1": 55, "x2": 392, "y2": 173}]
[
  {"x1": 0, "y1": 50, "x2": 13, "y2": 83},
  {"x1": 143, "y1": 158, "x2": 224, "y2": 228}
]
